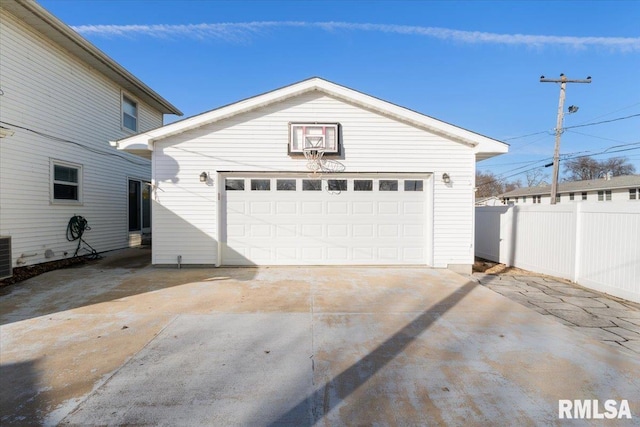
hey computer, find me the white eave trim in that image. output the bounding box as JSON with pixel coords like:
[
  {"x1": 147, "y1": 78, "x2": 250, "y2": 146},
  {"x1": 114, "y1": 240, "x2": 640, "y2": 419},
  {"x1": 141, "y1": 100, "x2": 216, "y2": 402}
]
[{"x1": 114, "y1": 77, "x2": 508, "y2": 157}]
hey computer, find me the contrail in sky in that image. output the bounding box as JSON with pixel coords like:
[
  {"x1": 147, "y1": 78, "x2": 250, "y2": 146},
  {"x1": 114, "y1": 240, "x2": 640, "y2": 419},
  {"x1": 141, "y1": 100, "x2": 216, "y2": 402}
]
[{"x1": 71, "y1": 21, "x2": 640, "y2": 51}]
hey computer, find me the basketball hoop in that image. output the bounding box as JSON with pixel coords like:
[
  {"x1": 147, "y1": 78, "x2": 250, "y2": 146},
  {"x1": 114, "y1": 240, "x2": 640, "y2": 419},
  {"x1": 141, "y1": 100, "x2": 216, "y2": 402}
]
[{"x1": 303, "y1": 146, "x2": 325, "y2": 175}]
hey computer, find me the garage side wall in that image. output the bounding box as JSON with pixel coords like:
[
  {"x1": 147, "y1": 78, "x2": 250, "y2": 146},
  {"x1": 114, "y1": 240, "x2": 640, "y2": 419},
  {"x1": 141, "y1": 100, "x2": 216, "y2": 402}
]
[{"x1": 152, "y1": 92, "x2": 475, "y2": 268}]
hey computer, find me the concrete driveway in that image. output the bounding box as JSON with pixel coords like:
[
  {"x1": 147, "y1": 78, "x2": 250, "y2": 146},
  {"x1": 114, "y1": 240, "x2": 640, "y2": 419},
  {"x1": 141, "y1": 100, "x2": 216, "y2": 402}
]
[{"x1": 1, "y1": 248, "x2": 639, "y2": 426}]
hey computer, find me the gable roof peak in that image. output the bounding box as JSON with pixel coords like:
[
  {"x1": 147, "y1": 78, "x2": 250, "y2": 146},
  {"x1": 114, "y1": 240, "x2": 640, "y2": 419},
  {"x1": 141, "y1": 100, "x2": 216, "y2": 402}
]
[{"x1": 113, "y1": 77, "x2": 508, "y2": 161}]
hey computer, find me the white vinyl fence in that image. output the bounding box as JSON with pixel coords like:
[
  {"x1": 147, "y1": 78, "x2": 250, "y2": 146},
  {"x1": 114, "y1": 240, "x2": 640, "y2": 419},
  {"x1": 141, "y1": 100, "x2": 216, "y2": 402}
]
[{"x1": 475, "y1": 202, "x2": 640, "y2": 303}]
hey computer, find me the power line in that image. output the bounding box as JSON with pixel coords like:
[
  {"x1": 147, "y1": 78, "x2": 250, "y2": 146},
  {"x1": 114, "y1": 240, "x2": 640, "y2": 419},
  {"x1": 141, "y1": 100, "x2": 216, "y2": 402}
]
[
  {"x1": 572, "y1": 101, "x2": 640, "y2": 126},
  {"x1": 563, "y1": 113, "x2": 640, "y2": 130},
  {"x1": 0, "y1": 121, "x2": 150, "y2": 166},
  {"x1": 476, "y1": 145, "x2": 640, "y2": 189},
  {"x1": 564, "y1": 129, "x2": 631, "y2": 144},
  {"x1": 499, "y1": 112, "x2": 640, "y2": 143},
  {"x1": 502, "y1": 130, "x2": 550, "y2": 141}
]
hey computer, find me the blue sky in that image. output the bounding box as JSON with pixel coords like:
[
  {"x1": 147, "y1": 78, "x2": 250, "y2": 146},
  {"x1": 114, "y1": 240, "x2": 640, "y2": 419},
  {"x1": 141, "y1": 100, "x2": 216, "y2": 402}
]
[{"x1": 40, "y1": 0, "x2": 640, "y2": 184}]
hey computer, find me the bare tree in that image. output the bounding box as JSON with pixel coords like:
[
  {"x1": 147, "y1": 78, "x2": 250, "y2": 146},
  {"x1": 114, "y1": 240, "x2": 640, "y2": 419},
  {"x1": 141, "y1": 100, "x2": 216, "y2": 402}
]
[
  {"x1": 475, "y1": 170, "x2": 522, "y2": 198},
  {"x1": 563, "y1": 156, "x2": 635, "y2": 181},
  {"x1": 525, "y1": 169, "x2": 548, "y2": 187}
]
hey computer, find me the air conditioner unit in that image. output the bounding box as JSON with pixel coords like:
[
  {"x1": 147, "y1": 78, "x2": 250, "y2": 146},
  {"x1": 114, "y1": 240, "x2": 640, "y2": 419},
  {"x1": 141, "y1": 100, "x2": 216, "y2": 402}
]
[{"x1": 0, "y1": 236, "x2": 12, "y2": 280}]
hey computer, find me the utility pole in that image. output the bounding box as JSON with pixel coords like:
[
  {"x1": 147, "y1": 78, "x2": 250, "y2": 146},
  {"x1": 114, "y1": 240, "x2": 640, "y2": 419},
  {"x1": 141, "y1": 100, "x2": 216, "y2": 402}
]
[{"x1": 540, "y1": 74, "x2": 591, "y2": 204}]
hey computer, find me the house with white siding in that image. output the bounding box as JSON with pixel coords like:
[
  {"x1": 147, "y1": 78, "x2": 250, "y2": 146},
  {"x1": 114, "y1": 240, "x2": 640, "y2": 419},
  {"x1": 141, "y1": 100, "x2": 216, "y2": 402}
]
[
  {"x1": 500, "y1": 175, "x2": 640, "y2": 205},
  {"x1": 0, "y1": 0, "x2": 181, "y2": 276},
  {"x1": 114, "y1": 78, "x2": 507, "y2": 273}
]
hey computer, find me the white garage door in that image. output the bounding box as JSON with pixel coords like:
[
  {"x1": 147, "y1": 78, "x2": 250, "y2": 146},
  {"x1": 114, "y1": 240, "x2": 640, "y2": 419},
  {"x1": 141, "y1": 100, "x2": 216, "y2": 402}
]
[{"x1": 221, "y1": 174, "x2": 431, "y2": 265}]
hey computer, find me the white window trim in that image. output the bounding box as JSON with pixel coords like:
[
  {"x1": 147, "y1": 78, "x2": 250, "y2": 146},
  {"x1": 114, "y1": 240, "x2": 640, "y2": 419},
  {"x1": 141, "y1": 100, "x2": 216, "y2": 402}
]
[
  {"x1": 50, "y1": 159, "x2": 83, "y2": 205},
  {"x1": 121, "y1": 92, "x2": 139, "y2": 133}
]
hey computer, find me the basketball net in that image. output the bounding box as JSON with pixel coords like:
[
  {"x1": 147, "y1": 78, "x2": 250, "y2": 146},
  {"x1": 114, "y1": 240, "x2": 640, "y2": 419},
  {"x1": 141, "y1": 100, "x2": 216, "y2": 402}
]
[{"x1": 303, "y1": 137, "x2": 325, "y2": 176}]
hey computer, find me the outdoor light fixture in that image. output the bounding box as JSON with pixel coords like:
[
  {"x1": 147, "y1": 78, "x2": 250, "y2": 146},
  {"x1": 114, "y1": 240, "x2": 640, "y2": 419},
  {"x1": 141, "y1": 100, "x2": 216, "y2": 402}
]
[
  {"x1": 442, "y1": 173, "x2": 451, "y2": 184},
  {"x1": 199, "y1": 172, "x2": 208, "y2": 182}
]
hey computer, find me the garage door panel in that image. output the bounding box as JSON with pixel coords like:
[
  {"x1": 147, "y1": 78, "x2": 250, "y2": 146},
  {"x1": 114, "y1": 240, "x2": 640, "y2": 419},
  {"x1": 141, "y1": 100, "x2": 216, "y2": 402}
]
[
  {"x1": 275, "y1": 248, "x2": 297, "y2": 261},
  {"x1": 353, "y1": 202, "x2": 374, "y2": 214},
  {"x1": 276, "y1": 225, "x2": 297, "y2": 237},
  {"x1": 223, "y1": 175, "x2": 429, "y2": 265},
  {"x1": 327, "y1": 224, "x2": 348, "y2": 237},
  {"x1": 302, "y1": 247, "x2": 324, "y2": 260},
  {"x1": 404, "y1": 224, "x2": 423, "y2": 238},
  {"x1": 378, "y1": 224, "x2": 399, "y2": 238},
  {"x1": 227, "y1": 201, "x2": 245, "y2": 214},
  {"x1": 353, "y1": 224, "x2": 374, "y2": 238},
  {"x1": 327, "y1": 201, "x2": 348, "y2": 214},
  {"x1": 302, "y1": 202, "x2": 323, "y2": 214},
  {"x1": 250, "y1": 201, "x2": 271, "y2": 215},
  {"x1": 404, "y1": 202, "x2": 424, "y2": 214},
  {"x1": 301, "y1": 224, "x2": 323, "y2": 237},
  {"x1": 378, "y1": 202, "x2": 399, "y2": 214},
  {"x1": 250, "y1": 224, "x2": 272, "y2": 238},
  {"x1": 276, "y1": 202, "x2": 297, "y2": 215},
  {"x1": 353, "y1": 247, "x2": 374, "y2": 261},
  {"x1": 378, "y1": 247, "x2": 399, "y2": 260}
]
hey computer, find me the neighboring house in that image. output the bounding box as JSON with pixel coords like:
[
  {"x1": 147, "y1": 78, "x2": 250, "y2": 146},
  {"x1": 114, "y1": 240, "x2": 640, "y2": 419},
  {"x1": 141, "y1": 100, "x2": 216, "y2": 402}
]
[
  {"x1": 500, "y1": 175, "x2": 640, "y2": 205},
  {"x1": 0, "y1": 0, "x2": 181, "y2": 275},
  {"x1": 475, "y1": 196, "x2": 502, "y2": 206},
  {"x1": 114, "y1": 78, "x2": 508, "y2": 272}
]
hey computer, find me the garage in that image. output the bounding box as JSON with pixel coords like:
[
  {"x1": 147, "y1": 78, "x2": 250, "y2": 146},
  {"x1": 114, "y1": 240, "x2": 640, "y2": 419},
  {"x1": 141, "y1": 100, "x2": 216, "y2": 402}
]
[
  {"x1": 115, "y1": 78, "x2": 509, "y2": 270},
  {"x1": 221, "y1": 173, "x2": 431, "y2": 265}
]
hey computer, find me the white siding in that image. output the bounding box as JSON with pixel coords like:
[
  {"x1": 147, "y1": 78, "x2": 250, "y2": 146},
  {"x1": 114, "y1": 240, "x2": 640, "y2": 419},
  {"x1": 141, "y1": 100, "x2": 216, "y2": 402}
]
[
  {"x1": 0, "y1": 10, "x2": 162, "y2": 267},
  {"x1": 153, "y1": 92, "x2": 475, "y2": 268}
]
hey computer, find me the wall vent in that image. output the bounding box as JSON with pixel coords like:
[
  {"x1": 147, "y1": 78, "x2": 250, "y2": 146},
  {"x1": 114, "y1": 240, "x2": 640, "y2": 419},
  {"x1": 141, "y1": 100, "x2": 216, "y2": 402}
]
[{"x1": 0, "y1": 236, "x2": 12, "y2": 280}]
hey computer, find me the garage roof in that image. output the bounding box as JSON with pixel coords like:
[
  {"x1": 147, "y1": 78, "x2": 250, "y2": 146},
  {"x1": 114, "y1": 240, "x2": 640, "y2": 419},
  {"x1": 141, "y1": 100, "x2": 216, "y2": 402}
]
[
  {"x1": 1, "y1": 0, "x2": 182, "y2": 116},
  {"x1": 113, "y1": 77, "x2": 508, "y2": 161}
]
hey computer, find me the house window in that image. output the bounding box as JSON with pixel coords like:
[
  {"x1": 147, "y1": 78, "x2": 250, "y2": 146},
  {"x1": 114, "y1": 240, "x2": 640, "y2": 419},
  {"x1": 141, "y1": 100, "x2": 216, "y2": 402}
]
[
  {"x1": 569, "y1": 193, "x2": 575, "y2": 201},
  {"x1": 556, "y1": 194, "x2": 561, "y2": 203},
  {"x1": 630, "y1": 189, "x2": 638, "y2": 200},
  {"x1": 522, "y1": 196, "x2": 526, "y2": 203},
  {"x1": 122, "y1": 94, "x2": 138, "y2": 132},
  {"x1": 51, "y1": 160, "x2": 82, "y2": 203},
  {"x1": 515, "y1": 197, "x2": 519, "y2": 203},
  {"x1": 597, "y1": 190, "x2": 612, "y2": 201},
  {"x1": 582, "y1": 192, "x2": 587, "y2": 200}
]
